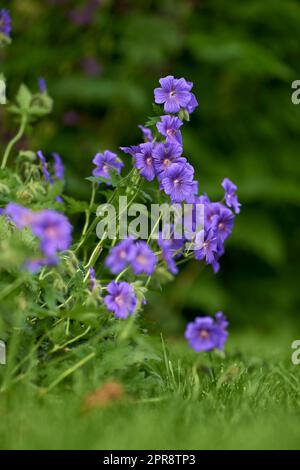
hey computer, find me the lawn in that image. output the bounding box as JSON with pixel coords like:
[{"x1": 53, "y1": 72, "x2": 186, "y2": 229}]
[{"x1": 0, "y1": 327, "x2": 299, "y2": 450}]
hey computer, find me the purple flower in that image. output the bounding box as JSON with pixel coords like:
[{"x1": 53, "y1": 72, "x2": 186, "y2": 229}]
[
  {"x1": 215, "y1": 311, "x2": 229, "y2": 331},
  {"x1": 89, "y1": 267, "x2": 96, "y2": 290},
  {"x1": 120, "y1": 145, "x2": 141, "y2": 158},
  {"x1": 156, "y1": 115, "x2": 183, "y2": 144},
  {"x1": 37, "y1": 150, "x2": 51, "y2": 183},
  {"x1": 5, "y1": 203, "x2": 36, "y2": 229},
  {"x1": 52, "y1": 153, "x2": 64, "y2": 179},
  {"x1": 222, "y1": 178, "x2": 241, "y2": 214},
  {"x1": 154, "y1": 76, "x2": 193, "y2": 113},
  {"x1": 138, "y1": 125, "x2": 153, "y2": 142},
  {"x1": 0, "y1": 9, "x2": 11, "y2": 37},
  {"x1": 130, "y1": 241, "x2": 157, "y2": 275},
  {"x1": 104, "y1": 281, "x2": 137, "y2": 319},
  {"x1": 194, "y1": 228, "x2": 218, "y2": 266},
  {"x1": 186, "y1": 92, "x2": 198, "y2": 114},
  {"x1": 214, "y1": 206, "x2": 234, "y2": 244},
  {"x1": 92, "y1": 150, "x2": 123, "y2": 184},
  {"x1": 158, "y1": 230, "x2": 184, "y2": 275},
  {"x1": 161, "y1": 162, "x2": 198, "y2": 203},
  {"x1": 185, "y1": 313, "x2": 229, "y2": 352},
  {"x1": 38, "y1": 77, "x2": 47, "y2": 94},
  {"x1": 134, "y1": 142, "x2": 156, "y2": 181},
  {"x1": 25, "y1": 256, "x2": 58, "y2": 273},
  {"x1": 31, "y1": 210, "x2": 72, "y2": 257},
  {"x1": 105, "y1": 238, "x2": 136, "y2": 275},
  {"x1": 153, "y1": 141, "x2": 185, "y2": 177}
]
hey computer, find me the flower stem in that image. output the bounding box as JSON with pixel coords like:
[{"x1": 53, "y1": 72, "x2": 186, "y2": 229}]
[{"x1": 1, "y1": 113, "x2": 27, "y2": 170}]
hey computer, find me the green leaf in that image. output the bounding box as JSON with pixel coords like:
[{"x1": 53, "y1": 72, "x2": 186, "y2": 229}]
[
  {"x1": 15, "y1": 84, "x2": 32, "y2": 110},
  {"x1": 63, "y1": 195, "x2": 89, "y2": 213}
]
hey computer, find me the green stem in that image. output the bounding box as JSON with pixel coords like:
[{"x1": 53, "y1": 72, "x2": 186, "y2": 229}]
[
  {"x1": 40, "y1": 351, "x2": 96, "y2": 396},
  {"x1": 1, "y1": 114, "x2": 27, "y2": 170},
  {"x1": 0, "y1": 277, "x2": 24, "y2": 302}
]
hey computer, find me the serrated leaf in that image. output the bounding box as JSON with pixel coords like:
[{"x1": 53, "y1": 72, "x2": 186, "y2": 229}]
[{"x1": 63, "y1": 195, "x2": 89, "y2": 213}]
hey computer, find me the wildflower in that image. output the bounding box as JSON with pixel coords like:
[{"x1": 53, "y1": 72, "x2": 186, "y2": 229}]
[
  {"x1": 52, "y1": 152, "x2": 64, "y2": 179},
  {"x1": 130, "y1": 241, "x2": 157, "y2": 275},
  {"x1": 138, "y1": 125, "x2": 153, "y2": 142},
  {"x1": 158, "y1": 230, "x2": 184, "y2": 275},
  {"x1": 92, "y1": 150, "x2": 123, "y2": 183},
  {"x1": 105, "y1": 238, "x2": 136, "y2": 275},
  {"x1": 186, "y1": 92, "x2": 198, "y2": 114},
  {"x1": 5, "y1": 203, "x2": 36, "y2": 229},
  {"x1": 194, "y1": 228, "x2": 218, "y2": 266},
  {"x1": 37, "y1": 150, "x2": 51, "y2": 183},
  {"x1": 134, "y1": 142, "x2": 156, "y2": 181},
  {"x1": 31, "y1": 209, "x2": 72, "y2": 257},
  {"x1": 120, "y1": 145, "x2": 141, "y2": 157},
  {"x1": 25, "y1": 256, "x2": 58, "y2": 273},
  {"x1": 156, "y1": 115, "x2": 183, "y2": 144},
  {"x1": 38, "y1": 77, "x2": 47, "y2": 94},
  {"x1": 222, "y1": 178, "x2": 241, "y2": 214},
  {"x1": 214, "y1": 205, "x2": 234, "y2": 244},
  {"x1": 154, "y1": 76, "x2": 193, "y2": 113},
  {"x1": 161, "y1": 162, "x2": 198, "y2": 203},
  {"x1": 0, "y1": 9, "x2": 11, "y2": 37},
  {"x1": 185, "y1": 313, "x2": 229, "y2": 352},
  {"x1": 153, "y1": 141, "x2": 185, "y2": 177},
  {"x1": 104, "y1": 281, "x2": 137, "y2": 318},
  {"x1": 89, "y1": 267, "x2": 96, "y2": 290}
]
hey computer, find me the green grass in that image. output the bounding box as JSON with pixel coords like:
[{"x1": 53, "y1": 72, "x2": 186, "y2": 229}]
[{"x1": 0, "y1": 327, "x2": 300, "y2": 450}]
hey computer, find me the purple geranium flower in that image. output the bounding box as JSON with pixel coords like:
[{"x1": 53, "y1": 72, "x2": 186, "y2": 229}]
[
  {"x1": 31, "y1": 209, "x2": 73, "y2": 257},
  {"x1": 120, "y1": 145, "x2": 141, "y2": 157},
  {"x1": 154, "y1": 76, "x2": 193, "y2": 113},
  {"x1": 37, "y1": 150, "x2": 51, "y2": 183},
  {"x1": 134, "y1": 142, "x2": 156, "y2": 181},
  {"x1": 5, "y1": 203, "x2": 36, "y2": 229},
  {"x1": 156, "y1": 115, "x2": 183, "y2": 144},
  {"x1": 92, "y1": 150, "x2": 123, "y2": 184},
  {"x1": 214, "y1": 205, "x2": 234, "y2": 244},
  {"x1": 161, "y1": 162, "x2": 198, "y2": 203},
  {"x1": 185, "y1": 313, "x2": 229, "y2": 352},
  {"x1": 222, "y1": 178, "x2": 241, "y2": 214},
  {"x1": 194, "y1": 228, "x2": 218, "y2": 266},
  {"x1": 138, "y1": 125, "x2": 153, "y2": 142},
  {"x1": 89, "y1": 267, "x2": 96, "y2": 290},
  {"x1": 105, "y1": 238, "x2": 136, "y2": 275},
  {"x1": 52, "y1": 153, "x2": 64, "y2": 179},
  {"x1": 158, "y1": 229, "x2": 184, "y2": 275},
  {"x1": 25, "y1": 256, "x2": 58, "y2": 273},
  {"x1": 130, "y1": 241, "x2": 157, "y2": 275},
  {"x1": 38, "y1": 77, "x2": 47, "y2": 94},
  {"x1": 104, "y1": 281, "x2": 137, "y2": 319},
  {"x1": 153, "y1": 141, "x2": 185, "y2": 177},
  {"x1": 0, "y1": 9, "x2": 11, "y2": 37},
  {"x1": 186, "y1": 92, "x2": 198, "y2": 114}
]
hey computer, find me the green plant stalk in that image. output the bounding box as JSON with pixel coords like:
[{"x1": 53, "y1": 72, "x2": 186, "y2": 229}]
[
  {"x1": 1, "y1": 113, "x2": 28, "y2": 169},
  {"x1": 40, "y1": 351, "x2": 96, "y2": 395}
]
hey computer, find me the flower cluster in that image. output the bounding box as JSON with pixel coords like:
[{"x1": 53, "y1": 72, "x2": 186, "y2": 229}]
[
  {"x1": 120, "y1": 76, "x2": 200, "y2": 204},
  {"x1": 185, "y1": 312, "x2": 229, "y2": 352},
  {"x1": 4, "y1": 203, "x2": 72, "y2": 271},
  {"x1": 105, "y1": 238, "x2": 157, "y2": 276}
]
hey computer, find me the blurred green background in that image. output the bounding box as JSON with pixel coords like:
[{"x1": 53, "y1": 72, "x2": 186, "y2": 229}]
[{"x1": 1, "y1": 0, "x2": 300, "y2": 333}]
